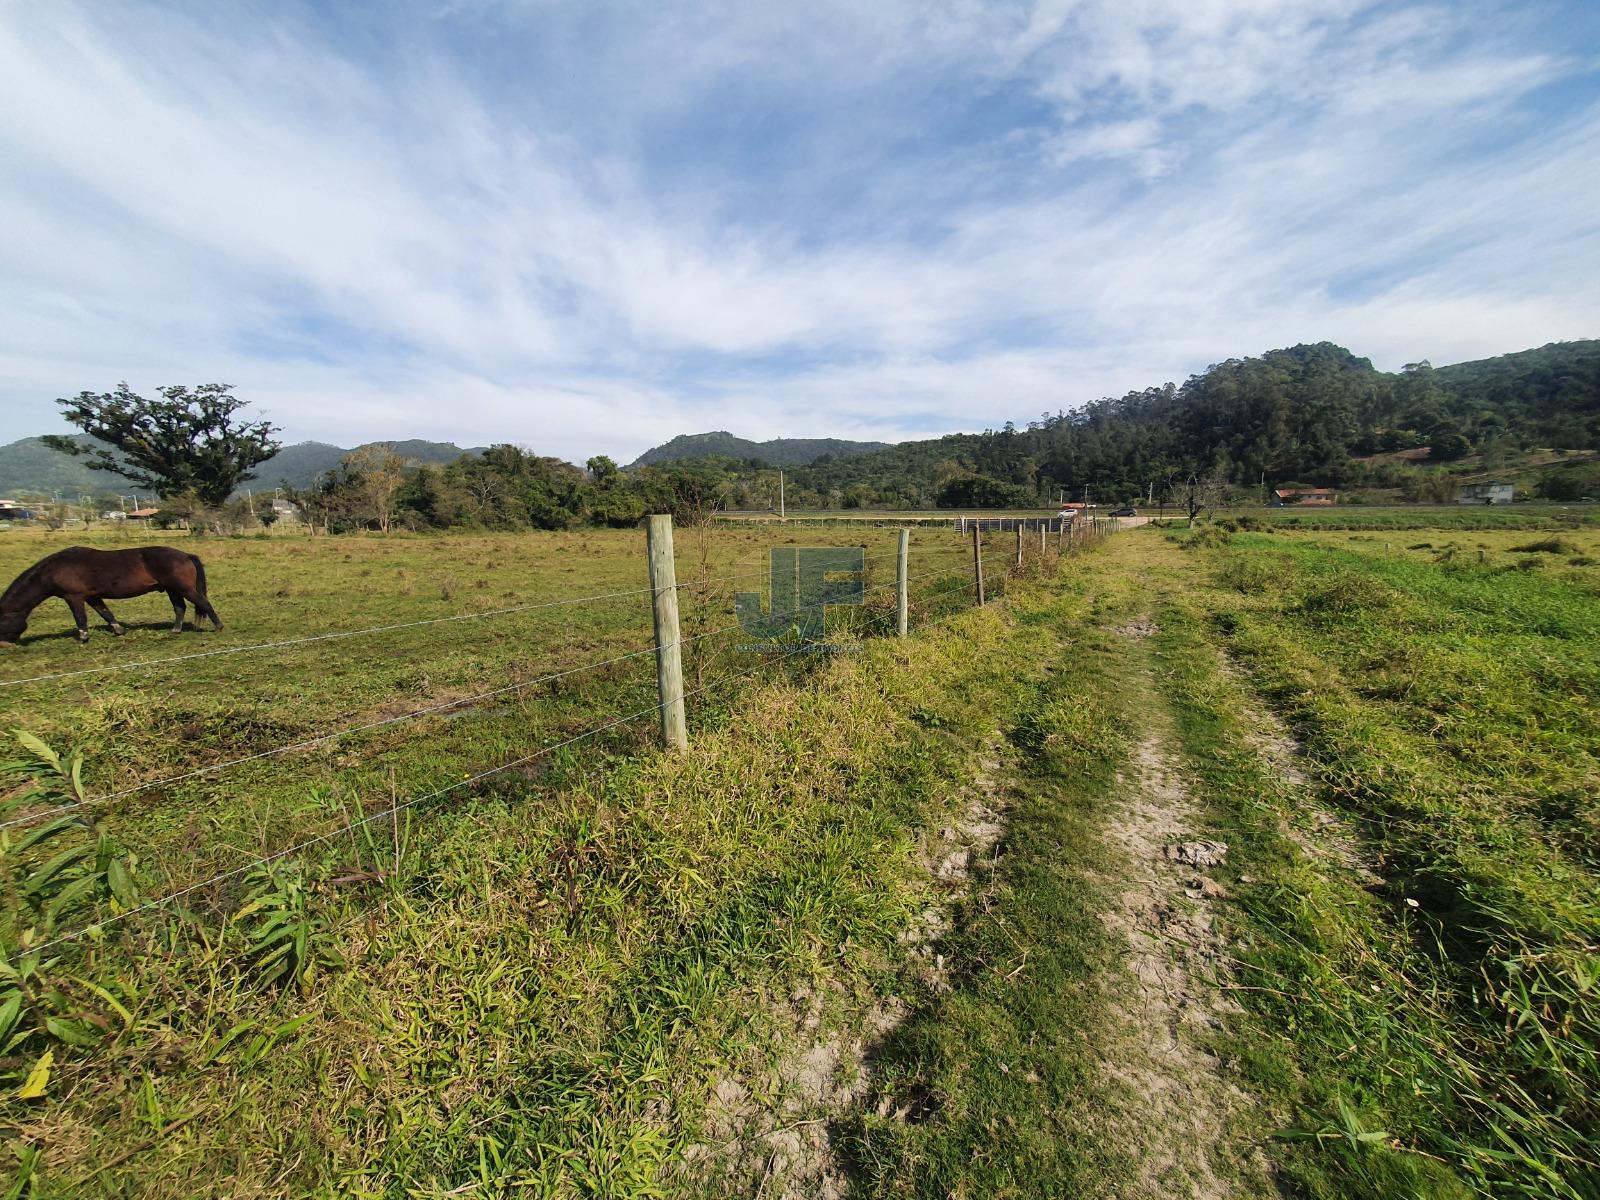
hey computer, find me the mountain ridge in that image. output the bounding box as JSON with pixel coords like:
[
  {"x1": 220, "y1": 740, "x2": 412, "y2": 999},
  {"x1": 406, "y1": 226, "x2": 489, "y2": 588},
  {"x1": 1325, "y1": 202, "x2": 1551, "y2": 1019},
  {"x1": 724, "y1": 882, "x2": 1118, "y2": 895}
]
[
  {"x1": 626, "y1": 431, "x2": 890, "y2": 469},
  {"x1": 0, "y1": 436, "x2": 481, "y2": 498}
]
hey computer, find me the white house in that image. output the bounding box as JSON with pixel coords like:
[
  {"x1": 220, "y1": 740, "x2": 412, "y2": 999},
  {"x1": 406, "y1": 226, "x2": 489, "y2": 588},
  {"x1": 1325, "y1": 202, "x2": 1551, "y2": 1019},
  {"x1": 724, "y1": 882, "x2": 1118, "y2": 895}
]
[{"x1": 1457, "y1": 481, "x2": 1514, "y2": 505}]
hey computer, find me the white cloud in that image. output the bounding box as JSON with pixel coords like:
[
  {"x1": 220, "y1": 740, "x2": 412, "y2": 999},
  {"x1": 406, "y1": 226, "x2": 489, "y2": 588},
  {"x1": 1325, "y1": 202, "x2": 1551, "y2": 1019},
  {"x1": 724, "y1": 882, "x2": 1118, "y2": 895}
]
[{"x1": 0, "y1": 0, "x2": 1594, "y2": 464}]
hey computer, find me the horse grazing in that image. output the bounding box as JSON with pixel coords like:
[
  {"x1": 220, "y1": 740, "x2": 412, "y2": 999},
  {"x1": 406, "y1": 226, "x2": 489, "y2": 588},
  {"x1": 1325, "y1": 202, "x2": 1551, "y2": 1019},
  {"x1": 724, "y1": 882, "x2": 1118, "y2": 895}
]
[{"x1": 0, "y1": 546, "x2": 222, "y2": 646}]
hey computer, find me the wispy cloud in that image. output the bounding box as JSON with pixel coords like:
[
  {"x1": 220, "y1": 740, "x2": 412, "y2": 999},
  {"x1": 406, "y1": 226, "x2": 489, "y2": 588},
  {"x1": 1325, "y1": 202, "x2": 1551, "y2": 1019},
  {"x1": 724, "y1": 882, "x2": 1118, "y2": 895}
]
[{"x1": 0, "y1": 0, "x2": 1595, "y2": 462}]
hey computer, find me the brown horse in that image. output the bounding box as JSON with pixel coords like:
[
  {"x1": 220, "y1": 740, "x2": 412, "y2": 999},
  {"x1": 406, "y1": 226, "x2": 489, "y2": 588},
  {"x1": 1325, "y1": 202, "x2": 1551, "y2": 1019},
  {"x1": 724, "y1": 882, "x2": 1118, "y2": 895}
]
[{"x1": 0, "y1": 546, "x2": 222, "y2": 646}]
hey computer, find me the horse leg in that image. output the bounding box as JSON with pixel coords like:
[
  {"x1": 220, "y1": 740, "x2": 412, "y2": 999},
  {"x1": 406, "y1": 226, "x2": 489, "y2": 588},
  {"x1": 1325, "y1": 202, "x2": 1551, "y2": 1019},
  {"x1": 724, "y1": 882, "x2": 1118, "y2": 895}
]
[
  {"x1": 167, "y1": 589, "x2": 187, "y2": 633},
  {"x1": 88, "y1": 598, "x2": 125, "y2": 635},
  {"x1": 65, "y1": 597, "x2": 90, "y2": 643}
]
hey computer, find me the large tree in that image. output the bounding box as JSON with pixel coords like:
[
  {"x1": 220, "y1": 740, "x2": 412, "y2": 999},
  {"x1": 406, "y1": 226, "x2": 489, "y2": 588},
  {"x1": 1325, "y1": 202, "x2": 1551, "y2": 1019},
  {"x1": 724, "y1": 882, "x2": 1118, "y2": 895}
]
[{"x1": 42, "y1": 382, "x2": 281, "y2": 507}]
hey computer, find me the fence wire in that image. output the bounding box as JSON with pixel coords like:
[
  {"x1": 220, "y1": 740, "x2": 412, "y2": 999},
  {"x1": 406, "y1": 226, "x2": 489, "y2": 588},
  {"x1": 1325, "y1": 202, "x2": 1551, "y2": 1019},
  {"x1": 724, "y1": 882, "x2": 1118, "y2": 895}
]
[{"x1": 9, "y1": 524, "x2": 1112, "y2": 956}]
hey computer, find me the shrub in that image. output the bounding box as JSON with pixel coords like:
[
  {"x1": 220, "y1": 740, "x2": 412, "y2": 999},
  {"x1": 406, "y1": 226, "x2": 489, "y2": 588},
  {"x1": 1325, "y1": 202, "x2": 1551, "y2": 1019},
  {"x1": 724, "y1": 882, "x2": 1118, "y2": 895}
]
[
  {"x1": 1292, "y1": 571, "x2": 1402, "y2": 622},
  {"x1": 1182, "y1": 526, "x2": 1234, "y2": 551},
  {"x1": 1511, "y1": 537, "x2": 1579, "y2": 555}
]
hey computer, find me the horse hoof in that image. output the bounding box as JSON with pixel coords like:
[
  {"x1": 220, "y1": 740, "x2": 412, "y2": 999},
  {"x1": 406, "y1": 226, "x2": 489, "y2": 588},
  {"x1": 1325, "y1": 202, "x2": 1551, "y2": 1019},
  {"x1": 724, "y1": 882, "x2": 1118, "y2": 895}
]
[{"x1": 111, "y1": 624, "x2": 126, "y2": 636}]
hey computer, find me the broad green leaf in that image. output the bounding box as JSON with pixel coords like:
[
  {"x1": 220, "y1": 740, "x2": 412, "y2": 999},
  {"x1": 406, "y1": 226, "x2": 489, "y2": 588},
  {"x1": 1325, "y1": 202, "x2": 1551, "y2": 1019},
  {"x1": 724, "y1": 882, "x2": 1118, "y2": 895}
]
[
  {"x1": 44, "y1": 1017, "x2": 100, "y2": 1048},
  {"x1": 11, "y1": 814, "x2": 87, "y2": 858},
  {"x1": 23, "y1": 846, "x2": 92, "y2": 896},
  {"x1": 0, "y1": 993, "x2": 22, "y2": 1046},
  {"x1": 231, "y1": 898, "x2": 272, "y2": 922},
  {"x1": 107, "y1": 858, "x2": 137, "y2": 908},
  {"x1": 45, "y1": 873, "x2": 101, "y2": 921},
  {"x1": 12, "y1": 732, "x2": 59, "y2": 771}
]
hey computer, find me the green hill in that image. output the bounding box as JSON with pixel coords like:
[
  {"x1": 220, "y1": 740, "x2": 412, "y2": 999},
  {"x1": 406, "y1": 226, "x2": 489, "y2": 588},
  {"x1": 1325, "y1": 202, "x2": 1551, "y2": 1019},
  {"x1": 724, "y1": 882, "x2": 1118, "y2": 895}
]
[
  {"x1": 766, "y1": 339, "x2": 1600, "y2": 507},
  {"x1": 627, "y1": 431, "x2": 889, "y2": 469},
  {"x1": 0, "y1": 436, "x2": 129, "y2": 497}
]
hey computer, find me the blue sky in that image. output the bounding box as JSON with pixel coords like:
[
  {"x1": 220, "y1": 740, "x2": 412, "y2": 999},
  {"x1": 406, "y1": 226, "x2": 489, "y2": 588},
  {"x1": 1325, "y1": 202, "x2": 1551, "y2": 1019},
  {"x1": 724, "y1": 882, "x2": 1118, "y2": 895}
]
[{"x1": 2, "y1": 0, "x2": 1597, "y2": 462}]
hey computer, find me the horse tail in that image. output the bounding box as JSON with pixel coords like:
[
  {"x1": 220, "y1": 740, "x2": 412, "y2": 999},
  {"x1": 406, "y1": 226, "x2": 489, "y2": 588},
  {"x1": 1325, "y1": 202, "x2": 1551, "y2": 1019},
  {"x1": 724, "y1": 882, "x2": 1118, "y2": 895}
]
[
  {"x1": 187, "y1": 553, "x2": 223, "y2": 628},
  {"x1": 188, "y1": 553, "x2": 209, "y2": 598}
]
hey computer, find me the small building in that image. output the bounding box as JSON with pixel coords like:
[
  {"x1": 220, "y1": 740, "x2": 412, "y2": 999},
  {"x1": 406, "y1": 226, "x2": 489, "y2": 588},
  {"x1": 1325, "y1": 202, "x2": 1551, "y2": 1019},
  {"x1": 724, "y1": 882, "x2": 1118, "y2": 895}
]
[
  {"x1": 1457, "y1": 481, "x2": 1514, "y2": 506},
  {"x1": 0, "y1": 500, "x2": 38, "y2": 521},
  {"x1": 125, "y1": 507, "x2": 161, "y2": 520},
  {"x1": 1271, "y1": 488, "x2": 1337, "y2": 507}
]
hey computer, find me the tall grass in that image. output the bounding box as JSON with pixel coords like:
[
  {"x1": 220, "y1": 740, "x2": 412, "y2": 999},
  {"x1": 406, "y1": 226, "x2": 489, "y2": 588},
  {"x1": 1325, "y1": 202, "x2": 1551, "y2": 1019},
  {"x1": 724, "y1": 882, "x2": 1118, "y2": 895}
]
[
  {"x1": 1175, "y1": 530, "x2": 1600, "y2": 1197},
  {"x1": 0, "y1": 525, "x2": 1064, "y2": 1195}
]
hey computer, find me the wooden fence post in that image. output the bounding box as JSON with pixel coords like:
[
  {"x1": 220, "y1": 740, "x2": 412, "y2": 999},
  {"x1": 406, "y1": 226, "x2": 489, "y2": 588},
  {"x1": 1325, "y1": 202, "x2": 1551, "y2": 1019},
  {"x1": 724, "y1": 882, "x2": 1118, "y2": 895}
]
[
  {"x1": 1057, "y1": 516, "x2": 1065, "y2": 552},
  {"x1": 972, "y1": 524, "x2": 985, "y2": 606},
  {"x1": 646, "y1": 514, "x2": 688, "y2": 751},
  {"x1": 896, "y1": 527, "x2": 909, "y2": 638},
  {"x1": 1015, "y1": 525, "x2": 1023, "y2": 569},
  {"x1": 1038, "y1": 523, "x2": 1046, "y2": 557}
]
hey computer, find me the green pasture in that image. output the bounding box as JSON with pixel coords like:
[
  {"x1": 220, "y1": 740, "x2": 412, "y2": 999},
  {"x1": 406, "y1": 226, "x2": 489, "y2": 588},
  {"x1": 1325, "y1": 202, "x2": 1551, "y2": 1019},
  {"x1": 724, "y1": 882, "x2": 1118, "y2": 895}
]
[{"x1": 1, "y1": 513, "x2": 1594, "y2": 1198}]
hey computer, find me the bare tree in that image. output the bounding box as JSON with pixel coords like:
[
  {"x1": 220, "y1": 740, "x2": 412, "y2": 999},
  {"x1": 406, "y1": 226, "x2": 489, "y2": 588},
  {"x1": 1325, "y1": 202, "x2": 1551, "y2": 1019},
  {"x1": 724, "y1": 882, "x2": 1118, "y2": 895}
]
[
  {"x1": 342, "y1": 444, "x2": 410, "y2": 534},
  {"x1": 1183, "y1": 470, "x2": 1227, "y2": 528}
]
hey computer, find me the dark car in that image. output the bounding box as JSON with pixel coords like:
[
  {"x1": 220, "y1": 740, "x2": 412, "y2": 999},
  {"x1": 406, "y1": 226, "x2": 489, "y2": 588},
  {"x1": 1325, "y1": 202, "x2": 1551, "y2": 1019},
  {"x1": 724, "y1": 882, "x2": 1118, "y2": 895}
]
[{"x1": 1111, "y1": 506, "x2": 1137, "y2": 517}]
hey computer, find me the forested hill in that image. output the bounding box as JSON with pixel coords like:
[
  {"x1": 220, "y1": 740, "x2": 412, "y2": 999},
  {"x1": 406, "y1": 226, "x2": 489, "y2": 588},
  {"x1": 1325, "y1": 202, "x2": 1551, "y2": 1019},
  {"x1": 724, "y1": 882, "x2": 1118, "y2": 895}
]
[
  {"x1": 0, "y1": 436, "x2": 478, "y2": 498},
  {"x1": 627, "y1": 431, "x2": 889, "y2": 468},
  {"x1": 768, "y1": 339, "x2": 1600, "y2": 507}
]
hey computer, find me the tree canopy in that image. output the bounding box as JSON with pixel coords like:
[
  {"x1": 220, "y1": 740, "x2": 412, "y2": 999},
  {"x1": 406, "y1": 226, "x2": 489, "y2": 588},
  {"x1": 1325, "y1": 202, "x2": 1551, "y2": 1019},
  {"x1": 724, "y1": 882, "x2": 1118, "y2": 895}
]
[{"x1": 43, "y1": 382, "x2": 281, "y2": 507}]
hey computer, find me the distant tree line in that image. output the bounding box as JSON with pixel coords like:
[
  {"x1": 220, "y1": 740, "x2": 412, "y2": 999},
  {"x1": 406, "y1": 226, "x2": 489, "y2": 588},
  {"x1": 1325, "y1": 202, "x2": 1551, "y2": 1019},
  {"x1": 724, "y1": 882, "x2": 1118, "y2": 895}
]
[
  {"x1": 766, "y1": 340, "x2": 1600, "y2": 508},
  {"x1": 40, "y1": 338, "x2": 1600, "y2": 532},
  {"x1": 279, "y1": 447, "x2": 743, "y2": 533}
]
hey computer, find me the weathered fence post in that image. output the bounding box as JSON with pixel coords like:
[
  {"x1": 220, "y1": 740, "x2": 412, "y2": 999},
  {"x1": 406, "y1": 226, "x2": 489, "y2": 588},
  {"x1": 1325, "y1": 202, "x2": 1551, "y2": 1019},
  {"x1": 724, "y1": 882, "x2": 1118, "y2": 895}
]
[
  {"x1": 972, "y1": 524, "x2": 985, "y2": 606},
  {"x1": 646, "y1": 514, "x2": 688, "y2": 751},
  {"x1": 896, "y1": 527, "x2": 910, "y2": 638},
  {"x1": 1057, "y1": 516, "x2": 1065, "y2": 552},
  {"x1": 1038, "y1": 523, "x2": 1046, "y2": 557},
  {"x1": 1015, "y1": 525, "x2": 1023, "y2": 569}
]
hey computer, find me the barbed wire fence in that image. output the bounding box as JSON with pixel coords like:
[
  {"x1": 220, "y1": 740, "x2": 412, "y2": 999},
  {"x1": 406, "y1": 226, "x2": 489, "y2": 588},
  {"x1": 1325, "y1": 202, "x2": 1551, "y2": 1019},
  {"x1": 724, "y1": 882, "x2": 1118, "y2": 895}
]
[{"x1": 0, "y1": 513, "x2": 1115, "y2": 967}]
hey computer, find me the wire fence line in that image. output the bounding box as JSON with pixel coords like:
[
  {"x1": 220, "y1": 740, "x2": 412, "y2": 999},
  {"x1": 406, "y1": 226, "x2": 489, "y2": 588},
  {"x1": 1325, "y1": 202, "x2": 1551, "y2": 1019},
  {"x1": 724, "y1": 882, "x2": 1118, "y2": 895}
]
[
  {"x1": 0, "y1": 582, "x2": 658, "y2": 690},
  {"x1": 7, "y1": 520, "x2": 1112, "y2": 960},
  {"x1": 0, "y1": 563, "x2": 978, "y2": 836},
  {"x1": 27, "y1": 628, "x2": 839, "y2": 956},
  {"x1": 0, "y1": 541, "x2": 962, "y2": 692}
]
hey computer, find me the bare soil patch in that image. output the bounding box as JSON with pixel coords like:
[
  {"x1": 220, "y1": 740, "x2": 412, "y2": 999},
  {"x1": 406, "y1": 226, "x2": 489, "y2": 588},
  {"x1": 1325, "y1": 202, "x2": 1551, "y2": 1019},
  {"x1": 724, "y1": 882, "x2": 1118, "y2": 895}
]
[
  {"x1": 680, "y1": 740, "x2": 1012, "y2": 1197},
  {"x1": 1100, "y1": 729, "x2": 1269, "y2": 1199}
]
